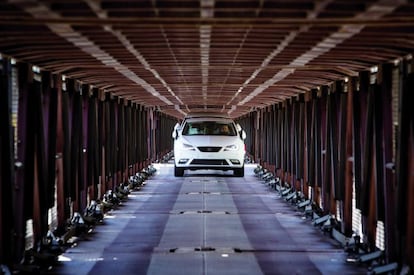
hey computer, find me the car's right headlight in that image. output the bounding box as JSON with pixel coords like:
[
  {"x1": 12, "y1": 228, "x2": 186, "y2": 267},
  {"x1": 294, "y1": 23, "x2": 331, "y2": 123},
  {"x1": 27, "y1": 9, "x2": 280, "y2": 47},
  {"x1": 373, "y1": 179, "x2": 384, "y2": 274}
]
[{"x1": 224, "y1": 144, "x2": 238, "y2": 151}]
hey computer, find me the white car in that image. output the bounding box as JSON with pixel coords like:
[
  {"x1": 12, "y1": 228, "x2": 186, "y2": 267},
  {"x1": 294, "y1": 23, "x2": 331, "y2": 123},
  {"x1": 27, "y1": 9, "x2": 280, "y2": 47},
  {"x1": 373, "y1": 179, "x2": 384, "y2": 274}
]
[{"x1": 172, "y1": 114, "x2": 246, "y2": 177}]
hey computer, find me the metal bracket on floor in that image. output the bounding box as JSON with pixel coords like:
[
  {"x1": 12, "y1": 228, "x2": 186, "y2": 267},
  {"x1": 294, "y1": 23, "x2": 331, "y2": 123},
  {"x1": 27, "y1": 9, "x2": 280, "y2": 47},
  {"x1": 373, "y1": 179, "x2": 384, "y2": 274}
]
[
  {"x1": 297, "y1": 199, "x2": 311, "y2": 209},
  {"x1": 332, "y1": 228, "x2": 349, "y2": 247},
  {"x1": 367, "y1": 262, "x2": 398, "y2": 275},
  {"x1": 284, "y1": 191, "x2": 296, "y2": 202},
  {"x1": 312, "y1": 214, "x2": 331, "y2": 226},
  {"x1": 346, "y1": 250, "x2": 383, "y2": 264}
]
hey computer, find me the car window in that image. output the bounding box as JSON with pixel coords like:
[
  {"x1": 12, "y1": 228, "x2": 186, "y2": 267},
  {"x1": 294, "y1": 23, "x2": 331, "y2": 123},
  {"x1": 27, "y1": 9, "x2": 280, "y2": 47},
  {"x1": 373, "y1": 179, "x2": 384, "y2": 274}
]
[{"x1": 182, "y1": 121, "x2": 236, "y2": 136}]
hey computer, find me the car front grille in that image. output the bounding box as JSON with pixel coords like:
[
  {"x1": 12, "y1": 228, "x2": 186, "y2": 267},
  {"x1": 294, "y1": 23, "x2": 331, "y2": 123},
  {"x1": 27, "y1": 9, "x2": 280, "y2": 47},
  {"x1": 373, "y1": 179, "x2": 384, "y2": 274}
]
[
  {"x1": 197, "y1": 146, "x2": 222, "y2": 152},
  {"x1": 190, "y1": 159, "x2": 228, "y2": 165}
]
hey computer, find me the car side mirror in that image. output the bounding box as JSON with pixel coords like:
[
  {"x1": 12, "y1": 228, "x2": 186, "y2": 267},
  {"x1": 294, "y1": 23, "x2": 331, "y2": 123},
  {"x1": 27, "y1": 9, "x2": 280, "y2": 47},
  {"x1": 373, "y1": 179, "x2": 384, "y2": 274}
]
[
  {"x1": 241, "y1": 130, "x2": 247, "y2": 140},
  {"x1": 236, "y1": 123, "x2": 242, "y2": 132},
  {"x1": 236, "y1": 123, "x2": 246, "y2": 140},
  {"x1": 172, "y1": 123, "x2": 180, "y2": 139}
]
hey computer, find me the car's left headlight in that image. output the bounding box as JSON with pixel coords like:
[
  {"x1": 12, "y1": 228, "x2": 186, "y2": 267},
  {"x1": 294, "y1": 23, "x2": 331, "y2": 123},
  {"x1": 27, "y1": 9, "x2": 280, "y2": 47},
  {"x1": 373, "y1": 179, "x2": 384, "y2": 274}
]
[
  {"x1": 224, "y1": 144, "x2": 238, "y2": 151},
  {"x1": 182, "y1": 143, "x2": 196, "y2": 151}
]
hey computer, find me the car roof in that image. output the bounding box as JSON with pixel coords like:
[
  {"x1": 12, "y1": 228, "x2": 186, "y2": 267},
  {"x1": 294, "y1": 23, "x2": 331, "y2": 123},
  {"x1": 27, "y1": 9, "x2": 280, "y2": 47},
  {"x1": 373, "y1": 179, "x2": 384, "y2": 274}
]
[
  {"x1": 184, "y1": 112, "x2": 230, "y2": 119},
  {"x1": 183, "y1": 116, "x2": 234, "y2": 123},
  {"x1": 180, "y1": 113, "x2": 233, "y2": 125}
]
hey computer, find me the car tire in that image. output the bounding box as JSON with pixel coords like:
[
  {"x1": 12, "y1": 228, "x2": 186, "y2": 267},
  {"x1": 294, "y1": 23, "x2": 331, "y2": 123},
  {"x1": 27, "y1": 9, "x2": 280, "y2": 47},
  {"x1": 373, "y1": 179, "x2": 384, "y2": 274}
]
[
  {"x1": 234, "y1": 167, "x2": 244, "y2": 177},
  {"x1": 174, "y1": 166, "x2": 184, "y2": 177}
]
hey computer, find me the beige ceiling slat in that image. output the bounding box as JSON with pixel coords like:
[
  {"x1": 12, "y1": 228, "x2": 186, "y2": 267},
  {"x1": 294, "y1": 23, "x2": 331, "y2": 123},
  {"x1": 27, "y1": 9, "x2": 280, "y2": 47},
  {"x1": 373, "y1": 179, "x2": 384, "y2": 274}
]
[{"x1": 1, "y1": 13, "x2": 414, "y2": 27}]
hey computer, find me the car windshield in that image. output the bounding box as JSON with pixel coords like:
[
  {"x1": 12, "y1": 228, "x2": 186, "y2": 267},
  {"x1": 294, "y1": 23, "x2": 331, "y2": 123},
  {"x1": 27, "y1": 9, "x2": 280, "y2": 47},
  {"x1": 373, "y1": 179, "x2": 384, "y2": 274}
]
[{"x1": 182, "y1": 121, "x2": 237, "y2": 136}]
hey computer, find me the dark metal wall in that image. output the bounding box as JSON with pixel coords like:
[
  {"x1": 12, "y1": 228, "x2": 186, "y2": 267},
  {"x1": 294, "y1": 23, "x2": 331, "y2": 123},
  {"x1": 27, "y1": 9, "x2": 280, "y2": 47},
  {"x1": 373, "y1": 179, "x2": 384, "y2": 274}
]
[
  {"x1": 238, "y1": 58, "x2": 414, "y2": 270},
  {"x1": 0, "y1": 56, "x2": 176, "y2": 268},
  {"x1": 1, "y1": 53, "x2": 413, "y2": 271}
]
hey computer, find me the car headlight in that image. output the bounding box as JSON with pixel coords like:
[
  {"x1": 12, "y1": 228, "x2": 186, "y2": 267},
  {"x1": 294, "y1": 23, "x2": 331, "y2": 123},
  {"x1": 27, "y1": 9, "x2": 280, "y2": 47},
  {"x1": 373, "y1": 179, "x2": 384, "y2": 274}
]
[
  {"x1": 182, "y1": 143, "x2": 196, "y2": 150},
  {"x1": 224, "y1": 144, "x2": 238, "y2": 151}
]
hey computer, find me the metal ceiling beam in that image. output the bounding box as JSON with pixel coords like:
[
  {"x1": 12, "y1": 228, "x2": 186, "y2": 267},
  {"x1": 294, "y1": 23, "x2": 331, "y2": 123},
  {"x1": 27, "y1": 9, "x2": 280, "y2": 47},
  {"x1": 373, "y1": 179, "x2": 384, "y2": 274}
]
[{"x1": 0, "y1": 16, "x2": 413, "y2": 27}]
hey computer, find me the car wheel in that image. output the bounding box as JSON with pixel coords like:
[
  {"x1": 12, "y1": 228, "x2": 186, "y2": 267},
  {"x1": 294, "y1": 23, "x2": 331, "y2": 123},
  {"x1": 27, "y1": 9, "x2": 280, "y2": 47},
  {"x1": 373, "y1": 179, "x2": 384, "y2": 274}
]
[
  {"x1": 234, "y1": 167, "x2": 244, "y2": 177},
  {"x1": 174, "y1": 166, "x2": 184, "y2": 177}
]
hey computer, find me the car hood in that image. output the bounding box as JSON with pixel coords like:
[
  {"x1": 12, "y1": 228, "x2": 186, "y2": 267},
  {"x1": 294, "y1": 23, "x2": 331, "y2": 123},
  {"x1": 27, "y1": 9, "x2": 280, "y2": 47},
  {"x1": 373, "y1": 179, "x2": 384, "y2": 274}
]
[{"x1": 181, "y1": 135, "x2": 240, "y2": 146}]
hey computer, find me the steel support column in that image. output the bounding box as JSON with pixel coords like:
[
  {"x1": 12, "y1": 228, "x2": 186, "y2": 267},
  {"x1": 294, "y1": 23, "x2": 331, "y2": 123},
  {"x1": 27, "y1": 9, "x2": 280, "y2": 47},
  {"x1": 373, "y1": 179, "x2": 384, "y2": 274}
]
[
  {"x1": 13, "y1": 63, "x2": 32, "y2": 263},
  {"x1": 54, "y1": 74, "x2": 66, "y2": 227},
  {"x1": 61, "y1": 79, "x2": 72, "y2": 219},
  {"x1": 314, "y1": 90, "x2": 325, "y2": 210},
  {"x1": 343, "y1": 78, "x2": 356, "y2": 236},
  {"x1": 378, "y1": 63, "x2": 397, "y2": 262},
  {"x1": 30, "y1": 78, "x2": 48, "y2": 246},
  {"x1": 0, "y1": 57, "x2": 14, "y2": 266},
  {"x1": 396, "y1": 69, "x2": 414, "y2": 269},
  {"x1": 70, "y1": 82, "x2": 83, "y2": 212}
]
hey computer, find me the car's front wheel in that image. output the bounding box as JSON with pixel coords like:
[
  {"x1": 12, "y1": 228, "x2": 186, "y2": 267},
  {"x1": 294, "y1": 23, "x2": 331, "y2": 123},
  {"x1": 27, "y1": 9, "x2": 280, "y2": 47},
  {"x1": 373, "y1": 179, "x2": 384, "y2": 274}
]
[
  {"x1": 174, "y1": 166, "x2": 184, "y2": 177},
  {"x1": 234, "y1": 167, "x2": 244, "y2": 177}
]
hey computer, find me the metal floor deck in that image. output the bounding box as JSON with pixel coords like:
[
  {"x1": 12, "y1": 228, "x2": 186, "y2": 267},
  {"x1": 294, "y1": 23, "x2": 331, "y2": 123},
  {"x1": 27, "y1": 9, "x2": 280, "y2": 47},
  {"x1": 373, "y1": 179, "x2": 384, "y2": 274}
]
[{"x1": 52, "y1": 164, "x2": 366, "y2": 275}]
